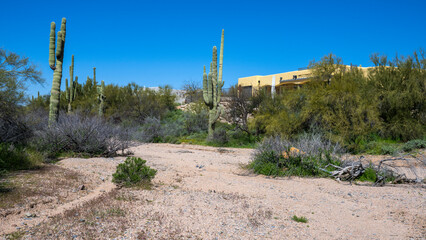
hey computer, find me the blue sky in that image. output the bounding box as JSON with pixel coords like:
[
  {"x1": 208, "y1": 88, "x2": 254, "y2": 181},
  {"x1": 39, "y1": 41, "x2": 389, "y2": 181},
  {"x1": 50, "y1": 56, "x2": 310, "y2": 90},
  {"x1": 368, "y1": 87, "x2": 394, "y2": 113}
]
[{"x1": 1, "y1": 0, "x2": 425, "y2": 97}]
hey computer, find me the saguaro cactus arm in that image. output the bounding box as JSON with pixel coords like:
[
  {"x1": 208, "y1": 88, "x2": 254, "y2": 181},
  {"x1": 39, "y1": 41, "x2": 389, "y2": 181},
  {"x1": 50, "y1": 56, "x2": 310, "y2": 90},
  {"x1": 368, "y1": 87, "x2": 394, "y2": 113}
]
[
  {"x1": 49, "y1": 22, "x2": 56, "y2": 70},
  {"x1": 202, "y1": 66, "x2": 209, "y2": 105},
  {"x1": 218, "y1": 29, "x2": 224, "y2": 83}
]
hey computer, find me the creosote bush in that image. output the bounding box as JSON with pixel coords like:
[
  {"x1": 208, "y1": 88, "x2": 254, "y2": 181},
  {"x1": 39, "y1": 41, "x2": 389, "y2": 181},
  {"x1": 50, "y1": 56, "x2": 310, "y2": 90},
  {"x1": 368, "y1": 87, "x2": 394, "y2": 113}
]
[{"x1": 112, "y1": 157, "x2": 157, "y2": 187}]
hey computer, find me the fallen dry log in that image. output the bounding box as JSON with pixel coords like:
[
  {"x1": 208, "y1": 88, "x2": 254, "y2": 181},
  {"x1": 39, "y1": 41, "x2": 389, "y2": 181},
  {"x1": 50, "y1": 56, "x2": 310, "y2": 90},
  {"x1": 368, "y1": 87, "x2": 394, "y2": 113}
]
[
  {"x1": 320, "y1": 161, "x2": 365, "y2": 184},
  {"x1": 321, "y1": 156, "x2": 421, "y2": 186},
  {"x1": 373, "y1": 157, "x2": 418, "y2": 186}
]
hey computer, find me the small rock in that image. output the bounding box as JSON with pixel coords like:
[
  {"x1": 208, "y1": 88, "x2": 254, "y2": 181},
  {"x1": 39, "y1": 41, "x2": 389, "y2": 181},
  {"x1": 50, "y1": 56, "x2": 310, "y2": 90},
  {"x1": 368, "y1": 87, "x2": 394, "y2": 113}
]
[
  {"x1": 79, "y1": 185, "x2": 86, "y2": 190},
  {"x1": 100, "y1": 177, "x2": 105, "y2": 182},
  {"x1": 80, "y1": 219, "x2": 86, "y2": 222},
  {"x1": 25, "y1": 212, "x2": 36, "y2": 218}
]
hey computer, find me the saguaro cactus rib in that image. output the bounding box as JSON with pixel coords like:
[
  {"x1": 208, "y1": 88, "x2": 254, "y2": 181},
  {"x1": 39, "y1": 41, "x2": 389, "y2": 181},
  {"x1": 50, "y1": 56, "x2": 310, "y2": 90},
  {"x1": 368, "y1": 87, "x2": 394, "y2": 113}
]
[
  {"x1": 202, "y1": 29, "x2": 224, "y2": 137},
  {"x1": 48, "y1": 18, "x2": 66, "y2": 126}
]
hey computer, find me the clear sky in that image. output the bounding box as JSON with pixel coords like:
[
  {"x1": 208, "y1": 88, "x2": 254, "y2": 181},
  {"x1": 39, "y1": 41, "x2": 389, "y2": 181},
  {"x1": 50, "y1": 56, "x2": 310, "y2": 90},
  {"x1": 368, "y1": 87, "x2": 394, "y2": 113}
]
[{"x1": 1, "y1": 0, "x2": 425, "y2": 97}]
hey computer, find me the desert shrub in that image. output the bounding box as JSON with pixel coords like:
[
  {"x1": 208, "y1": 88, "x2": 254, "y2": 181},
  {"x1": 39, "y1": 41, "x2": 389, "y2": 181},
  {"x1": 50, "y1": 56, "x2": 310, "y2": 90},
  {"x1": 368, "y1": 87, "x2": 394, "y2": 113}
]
[
  {"x1": 249, "y1": 151, "x2": 282, "y2": 176},
  {"x1": 112, "y1": 157, "x2": 157, "y2": 187},
  {"x1": 380, "y1": 145, "x2": 399, "y2": 156},
  {"x1": 32, "y1": 113, "x2": 130, "y2": 157},
  {"x1": 292, "y1": 215, "x2": 308, "y2": 223},
  {"x1": 402, "y1": 139, "x2": 426, "y2": 152},
  {"x1": 208, "y1": 127, "x2": 229, "y2": 146},
  {"x1": 358, "y1": 167, "x2": 377, "y2": 182},
  {"x1": 183, "y1": 110, "x2": 208, "y2": 134},
  {"x1": 134, "y1": 117, "x2": 163, "y2": 143},
  {"x1": 249, "y1": 133, "x2": 342, "y2": 177},
  {"x1": 0, "y1": 144, "x2": 43, "y2": 171}
]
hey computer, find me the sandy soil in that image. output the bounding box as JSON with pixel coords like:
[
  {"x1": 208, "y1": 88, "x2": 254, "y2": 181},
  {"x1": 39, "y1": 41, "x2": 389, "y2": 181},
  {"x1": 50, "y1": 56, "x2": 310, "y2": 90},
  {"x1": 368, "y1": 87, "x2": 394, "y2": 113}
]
[{"x1": 1, "y1": 143, "x2": 425, "y2": 239}]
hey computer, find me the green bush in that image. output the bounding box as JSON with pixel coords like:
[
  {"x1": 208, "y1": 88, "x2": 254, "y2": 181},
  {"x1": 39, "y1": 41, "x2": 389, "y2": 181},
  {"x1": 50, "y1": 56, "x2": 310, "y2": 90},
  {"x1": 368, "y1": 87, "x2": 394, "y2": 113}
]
[
  {"x1": 0, "y1": 144, "x2": 43, "y2": 171},
  {"x1": 292, "y1": 215, "x2": 308, "y2": 223},
  {"x1": 112, "y1": 157, "x2": 157, "y2": 187},
  {"x1": 402, "y1": 139, "x2": 426, "y2": 152},
  {"x1": 380, "y1": 145, "x2": 398, "y2": 156},
  {"x1": 249, "y1": 135, "x2": 342, "y2": 177},
  {"x1": 358, "y1": 167, "x2": 377, "y2": 182},
  {"x1": 248, "y1": 151, "x2": 283, "y2": 176},
  {"x1": 208, "y1": 127, "x2": 229, "y2": 146}
]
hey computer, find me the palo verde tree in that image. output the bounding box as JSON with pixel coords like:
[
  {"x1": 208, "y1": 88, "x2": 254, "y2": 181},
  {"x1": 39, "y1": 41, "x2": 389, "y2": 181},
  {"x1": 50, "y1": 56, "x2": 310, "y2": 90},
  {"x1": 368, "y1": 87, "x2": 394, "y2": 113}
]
[
  {"x1": 369, "y1": 50, "x2": 426, "y2": 140},
  {"x1": 48, "y1": 18, "x2": 67, "y2": 125},
  {"x1": 203, "y1": 29, "x2": 224, "y2": 137}
]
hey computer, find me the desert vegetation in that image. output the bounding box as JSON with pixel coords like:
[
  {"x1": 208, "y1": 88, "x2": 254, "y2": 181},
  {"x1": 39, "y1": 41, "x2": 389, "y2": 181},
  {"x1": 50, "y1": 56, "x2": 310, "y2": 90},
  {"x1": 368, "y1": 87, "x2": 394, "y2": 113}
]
[{"x1": 0, "y1": 14, "x2": 425, "y2": 239}]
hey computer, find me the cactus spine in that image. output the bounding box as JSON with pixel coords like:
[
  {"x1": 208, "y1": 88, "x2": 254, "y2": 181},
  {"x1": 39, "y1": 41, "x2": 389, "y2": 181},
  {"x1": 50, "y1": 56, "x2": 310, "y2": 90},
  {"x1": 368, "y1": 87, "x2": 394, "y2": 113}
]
[
  {"x1": 97, "y1": 80, "x2": 105, "y2": 117},
  {"x1": 48, "y1": 18, "x2": 66, "y2": 126},
  {"x1": 66, "y1": 55, "x2": 76, "y2": 113},
  {"x1": 203, "y1": 29, "x2": 224, "y2": 137}
]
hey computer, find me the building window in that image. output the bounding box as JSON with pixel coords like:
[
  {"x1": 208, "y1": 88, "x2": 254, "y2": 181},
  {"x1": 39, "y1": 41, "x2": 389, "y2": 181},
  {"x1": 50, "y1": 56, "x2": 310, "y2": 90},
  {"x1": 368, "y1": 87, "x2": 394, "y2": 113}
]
[
  {"x1": 293, "y1": 75, "x2": 297, "y2": 80},
  {"x1": 280, "y1": 77, "x2": 283, "y2": 81}
]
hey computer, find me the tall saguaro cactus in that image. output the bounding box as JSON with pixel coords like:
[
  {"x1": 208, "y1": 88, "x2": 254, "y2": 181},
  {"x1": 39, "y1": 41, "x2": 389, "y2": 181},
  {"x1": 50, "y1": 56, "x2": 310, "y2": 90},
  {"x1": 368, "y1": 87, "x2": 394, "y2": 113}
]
[
  {"x1": 48, "y1": 18, "x2": 67, "y2": 125},
  {"x1": 66, "y1": 55, "x2": 77, "y2": 113},
  {"x1": 97, "y1": 80, "x2": 105, "y2": 117},
  {"x1": 203, "y1": 29, "x2": 224, "y2": 137}
]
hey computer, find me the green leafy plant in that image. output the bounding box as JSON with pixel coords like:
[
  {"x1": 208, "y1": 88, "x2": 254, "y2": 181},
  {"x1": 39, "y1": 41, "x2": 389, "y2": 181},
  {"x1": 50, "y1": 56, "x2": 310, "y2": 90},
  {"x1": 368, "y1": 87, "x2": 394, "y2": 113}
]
[
  {"x1": 292, "y1": 215, "x2": 308, "y2": 223},
  {"x1": 112, "y1": 157, "x2": 157, "y2": 187},
  {"x1": 358, "y1": 167, "x2": 377, "y2": 182}
]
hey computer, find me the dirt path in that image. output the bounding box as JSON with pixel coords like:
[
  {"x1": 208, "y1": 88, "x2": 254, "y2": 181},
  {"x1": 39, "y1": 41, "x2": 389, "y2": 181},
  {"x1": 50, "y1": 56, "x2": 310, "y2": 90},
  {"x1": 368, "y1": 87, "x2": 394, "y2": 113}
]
[{"x1": 1, "y1": 143, "x2": 425, "y2": 239}]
